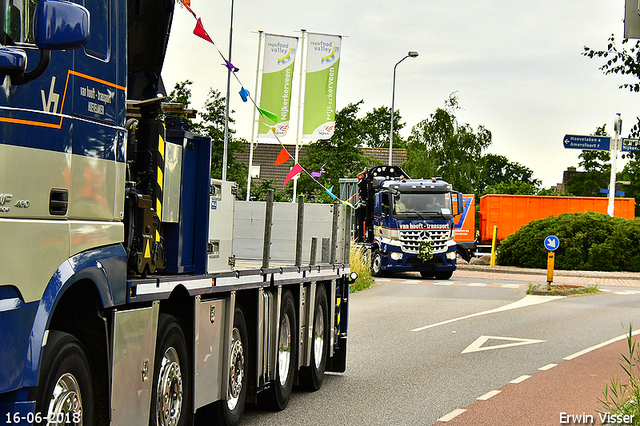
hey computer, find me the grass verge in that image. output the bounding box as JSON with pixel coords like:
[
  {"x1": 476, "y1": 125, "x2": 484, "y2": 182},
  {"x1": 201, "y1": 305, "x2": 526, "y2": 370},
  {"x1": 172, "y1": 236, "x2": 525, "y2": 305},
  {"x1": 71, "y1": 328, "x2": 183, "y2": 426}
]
[{"x1": 349, "y1": 245, "x2": 375, "y2": 293}]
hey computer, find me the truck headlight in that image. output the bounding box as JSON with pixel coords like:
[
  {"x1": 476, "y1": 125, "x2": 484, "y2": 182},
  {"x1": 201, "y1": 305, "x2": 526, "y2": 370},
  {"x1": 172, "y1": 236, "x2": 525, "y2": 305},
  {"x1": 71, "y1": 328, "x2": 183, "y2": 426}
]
[
  {"x1": 390, "y1": 252, "x2": 403, "y2": 261},
  {"x1": 447, "y1": 251, "x2": 456, "y2": 260}
]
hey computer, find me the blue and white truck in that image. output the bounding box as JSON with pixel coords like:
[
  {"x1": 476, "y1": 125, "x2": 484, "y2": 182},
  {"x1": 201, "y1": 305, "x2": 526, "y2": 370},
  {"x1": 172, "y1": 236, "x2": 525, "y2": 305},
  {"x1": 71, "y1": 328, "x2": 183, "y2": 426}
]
[
  {"x1": 0, "y1": 1, "x2": 353, "y2": 425},
  {"x1": 355, "y1": 166, "x2": 463, "y2": 279}
]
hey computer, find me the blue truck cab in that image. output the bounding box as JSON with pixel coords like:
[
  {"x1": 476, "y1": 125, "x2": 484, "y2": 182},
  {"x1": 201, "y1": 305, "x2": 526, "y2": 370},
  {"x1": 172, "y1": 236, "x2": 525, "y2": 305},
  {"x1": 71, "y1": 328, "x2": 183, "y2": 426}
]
[{"x1": 355, "y1": 166, "x2": 463, "y2": 279}]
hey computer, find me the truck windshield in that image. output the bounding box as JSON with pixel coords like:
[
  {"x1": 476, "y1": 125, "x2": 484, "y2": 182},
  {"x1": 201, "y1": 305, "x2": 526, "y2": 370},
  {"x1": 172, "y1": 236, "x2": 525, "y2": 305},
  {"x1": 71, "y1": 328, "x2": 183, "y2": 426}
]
[{"x1": 393, "y1": 192, "x2": 452, "y2": 217}]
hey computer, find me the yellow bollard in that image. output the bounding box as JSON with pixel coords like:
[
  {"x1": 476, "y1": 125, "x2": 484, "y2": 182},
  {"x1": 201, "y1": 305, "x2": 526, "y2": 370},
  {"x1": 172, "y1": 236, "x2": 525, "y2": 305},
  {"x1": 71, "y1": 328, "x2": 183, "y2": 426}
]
[
  {"x1": 490, "y1": 225, "x2": 497, "y2": 268},
  {"x1": 547, "y1": 252, "x2": 555, "y2": 290}
]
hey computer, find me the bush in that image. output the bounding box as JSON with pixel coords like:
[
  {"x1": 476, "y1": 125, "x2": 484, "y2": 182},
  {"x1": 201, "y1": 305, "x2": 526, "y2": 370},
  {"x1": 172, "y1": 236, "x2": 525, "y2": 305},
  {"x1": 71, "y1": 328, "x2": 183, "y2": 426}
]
[{"x1": 497, "y1": 212, "x2": 640, "y2": 272}]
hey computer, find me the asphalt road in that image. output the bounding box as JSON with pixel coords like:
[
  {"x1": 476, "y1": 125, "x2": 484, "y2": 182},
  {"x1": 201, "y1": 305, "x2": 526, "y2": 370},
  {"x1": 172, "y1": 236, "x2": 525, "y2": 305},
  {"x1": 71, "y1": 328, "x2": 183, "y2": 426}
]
[{"x1": 239, "y1": 274, "x2": 640, "y2": 426}]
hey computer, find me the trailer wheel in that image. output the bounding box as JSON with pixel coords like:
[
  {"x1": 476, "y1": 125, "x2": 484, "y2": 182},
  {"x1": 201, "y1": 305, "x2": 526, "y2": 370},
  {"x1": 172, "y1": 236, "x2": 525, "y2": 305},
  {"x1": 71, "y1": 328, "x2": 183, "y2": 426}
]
[
  {"x1": 433, "y1": 271, "x2": 453, "y2": 280},
  {"x1": 214, "y1": 305, "x2": 249, "y2": 426},
  {"x1": 371, "y1": 250, "x2": 384, "y2": 277},
  {"x1": 150, "y1": 314, "x2": 190, "y2": 426},
  {"x1": 262, "y1": 290, "x2": 297, "y2": 411},
  {"x1": 32, "y1": 331, "x2": 94, "y2": 426},
  {"x1": 299, "y1": 285, "x2": 329, "y2": 391}
]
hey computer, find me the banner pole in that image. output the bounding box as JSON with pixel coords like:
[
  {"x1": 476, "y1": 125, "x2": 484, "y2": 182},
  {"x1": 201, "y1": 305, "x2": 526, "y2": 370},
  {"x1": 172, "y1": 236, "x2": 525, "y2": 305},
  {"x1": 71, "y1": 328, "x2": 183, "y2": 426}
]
[
  {"x1": 292, "y1": 30, "x2": 307, "y2": 201},
  {"x1": 246, "y1": 31, "x2": 264, "y2": 201}
]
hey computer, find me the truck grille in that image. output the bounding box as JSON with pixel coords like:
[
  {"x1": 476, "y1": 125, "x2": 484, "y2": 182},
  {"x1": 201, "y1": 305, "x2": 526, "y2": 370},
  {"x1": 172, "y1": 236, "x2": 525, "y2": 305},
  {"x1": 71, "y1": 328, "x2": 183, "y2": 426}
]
[{"x1": 399, "y1": 229, "x2": 449, "y2": 254}]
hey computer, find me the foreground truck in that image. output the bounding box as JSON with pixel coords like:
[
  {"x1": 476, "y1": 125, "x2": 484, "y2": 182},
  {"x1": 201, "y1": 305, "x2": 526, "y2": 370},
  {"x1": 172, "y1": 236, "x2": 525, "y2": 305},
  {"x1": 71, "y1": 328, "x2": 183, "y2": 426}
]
[
  {"x1": 354, "y1": 166, "x2": 463, "y2": 279},
  {"x1": 454, "y1": 194, "x2": 636, "y2": 257},
  {"x1": 0, "y1": 1, "x2": 353, "y2": 425}
]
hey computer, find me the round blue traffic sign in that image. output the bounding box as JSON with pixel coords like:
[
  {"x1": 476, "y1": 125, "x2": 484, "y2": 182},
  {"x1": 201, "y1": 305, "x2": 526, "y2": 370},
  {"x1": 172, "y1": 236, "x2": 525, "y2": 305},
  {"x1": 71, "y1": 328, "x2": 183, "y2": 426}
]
[{"x1": 544, "y1": 235, "x2": 560, "y2": 251}]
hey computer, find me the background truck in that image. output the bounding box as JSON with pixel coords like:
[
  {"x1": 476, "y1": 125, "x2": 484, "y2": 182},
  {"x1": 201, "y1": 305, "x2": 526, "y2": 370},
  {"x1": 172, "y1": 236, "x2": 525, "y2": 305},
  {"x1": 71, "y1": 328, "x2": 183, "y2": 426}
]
[
  {"x1": 0, "y1": 1, "x2": 353, "y2": 425},
  {"x1": 454, "y1": 194, "x2": 637, "y2": 259},
  {"x1": 354, "y1": 166, "x2": 463, "y2": 279}
]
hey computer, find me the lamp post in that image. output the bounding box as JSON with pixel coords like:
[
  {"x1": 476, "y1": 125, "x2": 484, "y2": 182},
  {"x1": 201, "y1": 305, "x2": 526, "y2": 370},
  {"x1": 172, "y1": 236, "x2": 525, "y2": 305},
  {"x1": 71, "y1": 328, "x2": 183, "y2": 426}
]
[{"x1": 389, "y1": 50, "x2": 418, "y2": 166}]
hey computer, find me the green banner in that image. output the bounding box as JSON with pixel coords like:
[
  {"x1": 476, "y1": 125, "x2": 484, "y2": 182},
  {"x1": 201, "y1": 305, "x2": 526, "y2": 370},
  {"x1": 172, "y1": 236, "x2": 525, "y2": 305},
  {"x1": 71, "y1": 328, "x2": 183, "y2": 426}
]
[
  {"x1": 258, "y1": 34, "x2": 298, "y2": 138},
  {"x1": 303, "y1": 33, "x2": 341, "y2": 140}
]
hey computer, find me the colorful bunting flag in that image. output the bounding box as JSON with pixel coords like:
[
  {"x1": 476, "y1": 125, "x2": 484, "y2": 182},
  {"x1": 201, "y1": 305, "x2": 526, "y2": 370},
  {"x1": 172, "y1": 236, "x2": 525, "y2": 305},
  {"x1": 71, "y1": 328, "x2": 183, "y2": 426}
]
[
  {"x1": 239, "y1": 87, "x2": 250, "y2": 102},
  {"x1": 325, "y1": 185, "x2": 337, "y2": 199},
  {"x1": 194, "y1": 18, "x2": 213, "y2": 44},
  {"x1": 284, "y1": 164, "x2": 303, "y2": 188},
  {"x1": 225, "y1": 60, "x2": 239, "y2": 73},
  {"x1": 257, "y1": 107, "x2": 278, "y2": 124},
  {"x1": 311, "y1": 163, "x2": 326, "y2": 178},
  {"x1": 274, "y1": 148, "x2": 290, "y2": 166}
]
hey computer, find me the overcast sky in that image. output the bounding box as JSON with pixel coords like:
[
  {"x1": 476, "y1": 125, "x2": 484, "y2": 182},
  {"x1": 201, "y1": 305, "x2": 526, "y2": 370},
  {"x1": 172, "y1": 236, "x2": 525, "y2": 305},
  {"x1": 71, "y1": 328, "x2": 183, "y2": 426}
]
[{"x1": 163, "y1": 0, "x2": 639, "y2": 189}]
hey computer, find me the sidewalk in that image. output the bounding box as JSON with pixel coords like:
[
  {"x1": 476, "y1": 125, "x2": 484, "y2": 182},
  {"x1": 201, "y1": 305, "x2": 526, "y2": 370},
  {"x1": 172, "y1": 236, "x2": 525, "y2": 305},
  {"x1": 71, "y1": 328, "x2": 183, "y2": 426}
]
[
  {"x1": 435, "y1": 264, "x2": 640, "y2": 425},
  {"x1": 454, "y1": 263, "x2": 640, "y2": 288}
]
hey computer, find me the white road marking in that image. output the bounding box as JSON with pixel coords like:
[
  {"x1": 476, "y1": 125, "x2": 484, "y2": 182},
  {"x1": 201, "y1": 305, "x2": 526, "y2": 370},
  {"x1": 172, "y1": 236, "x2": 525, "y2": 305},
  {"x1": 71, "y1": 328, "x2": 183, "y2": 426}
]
[
  {"x1": 462, "y1": 335, "x2": 546, "y2": 354},
  {"x1": 563, "y1": 329, "x2": 640, "y2": 360},
  {"x1": 411, "y1": 295, "x2": 562, "y2": 332},
  {"x1": 468, "y1": 283, "x2": 487, "y2": 287},
  {"x1": 477, "y1": 390, "x2": 501, "y2": 400},
  {"x1": 509, "y1": 375, "x2": 531, "y2": 384},
  {"x1": 501, "y1": 284, "x2": 522, "y2": 288},
  {"x1": 438, "y1": 408, "x2": 466, "y2": 422},
  {"x1": 538, "y1": 363, "x2": 557, "y2": 371}
]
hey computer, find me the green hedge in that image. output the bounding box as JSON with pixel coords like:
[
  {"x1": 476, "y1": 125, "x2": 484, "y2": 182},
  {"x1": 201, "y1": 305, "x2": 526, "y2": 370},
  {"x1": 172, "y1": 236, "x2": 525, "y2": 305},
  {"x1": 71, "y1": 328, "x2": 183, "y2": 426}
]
[{"x1": 497, "y1": 212, "x2": 640, "y2": 271}]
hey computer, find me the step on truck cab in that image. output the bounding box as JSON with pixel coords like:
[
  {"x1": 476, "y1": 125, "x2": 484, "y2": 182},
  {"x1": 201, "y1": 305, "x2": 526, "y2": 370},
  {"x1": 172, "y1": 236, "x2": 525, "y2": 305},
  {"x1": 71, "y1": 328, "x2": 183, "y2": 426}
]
[
  {"x1": 354, "y1": 166, "x2": 463, "y2": 279},
  {"x1": 0, "y1": 1, "x2": 354, "y2": 425}
]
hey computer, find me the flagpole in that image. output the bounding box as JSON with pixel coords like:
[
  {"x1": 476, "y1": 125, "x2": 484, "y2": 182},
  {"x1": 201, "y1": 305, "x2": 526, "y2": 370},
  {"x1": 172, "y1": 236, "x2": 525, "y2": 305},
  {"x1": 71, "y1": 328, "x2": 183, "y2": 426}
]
[
  {"x1": 292, "y1": 30, "x2": 307, "y2": 202},
  {"x1": 222, "y1": 0, "x2": 235, "y2": 181},
  {"x1": 247, "y1": 31, "x2": 264, "y2": 201}
]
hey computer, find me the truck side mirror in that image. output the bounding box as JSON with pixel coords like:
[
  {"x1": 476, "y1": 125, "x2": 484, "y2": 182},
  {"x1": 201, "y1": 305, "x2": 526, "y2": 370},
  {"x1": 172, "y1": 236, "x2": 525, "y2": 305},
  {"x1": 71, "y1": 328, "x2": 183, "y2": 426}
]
[
  {"x1": 34, "y1": 0, "x2": 90, "y2": 50},
  {"x1": 1, "y1": 0, "x2": 90, "y2": 85},
  {"x1": 456, "y1": 192, "x2": 464, "y2": 215}
]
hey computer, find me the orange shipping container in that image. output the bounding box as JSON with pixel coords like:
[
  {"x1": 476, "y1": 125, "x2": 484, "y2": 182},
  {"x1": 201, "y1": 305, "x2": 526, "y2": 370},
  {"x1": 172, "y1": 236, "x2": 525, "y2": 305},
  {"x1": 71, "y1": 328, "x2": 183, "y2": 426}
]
[{"x1": 478, "y1": 194, "x2": 636, "y2": 245}]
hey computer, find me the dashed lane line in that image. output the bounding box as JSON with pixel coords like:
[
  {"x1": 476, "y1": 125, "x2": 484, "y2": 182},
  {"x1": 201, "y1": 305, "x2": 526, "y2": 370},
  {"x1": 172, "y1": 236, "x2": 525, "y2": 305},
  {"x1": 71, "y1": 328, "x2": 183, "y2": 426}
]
[
  {"x1": 438, "y1": 408, "x2": 466, "y2": 422},
  {"x1": 477, "y1": 390, "x2": 501, "y2": 401}
]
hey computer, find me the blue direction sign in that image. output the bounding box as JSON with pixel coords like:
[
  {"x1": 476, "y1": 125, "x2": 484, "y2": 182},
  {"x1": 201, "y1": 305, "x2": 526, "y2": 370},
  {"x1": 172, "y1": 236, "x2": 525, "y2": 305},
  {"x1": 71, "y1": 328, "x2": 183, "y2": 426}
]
[
  {"x1": 622, "y1": 138, "x2": 640, "y2": 152},
  {"x1": 544, "y1": 235, "x2": 560, "y2": 251},
  {"x1": 563, "y1": 134, "x2": 610, "y2": 151}
]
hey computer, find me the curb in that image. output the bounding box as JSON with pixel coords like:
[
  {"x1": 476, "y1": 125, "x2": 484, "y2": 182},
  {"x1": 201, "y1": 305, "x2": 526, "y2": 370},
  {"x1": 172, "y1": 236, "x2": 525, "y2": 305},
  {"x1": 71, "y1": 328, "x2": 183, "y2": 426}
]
[{"x1": 456, "y1": 263, "x2": 640, "y2": 281}]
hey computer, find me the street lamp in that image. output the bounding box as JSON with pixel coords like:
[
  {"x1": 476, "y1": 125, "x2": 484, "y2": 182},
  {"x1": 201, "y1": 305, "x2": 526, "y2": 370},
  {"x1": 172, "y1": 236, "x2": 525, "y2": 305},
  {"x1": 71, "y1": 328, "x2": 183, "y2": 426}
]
[{"x1": 389, "y1": 50, "x2": 419, "y2": 166}]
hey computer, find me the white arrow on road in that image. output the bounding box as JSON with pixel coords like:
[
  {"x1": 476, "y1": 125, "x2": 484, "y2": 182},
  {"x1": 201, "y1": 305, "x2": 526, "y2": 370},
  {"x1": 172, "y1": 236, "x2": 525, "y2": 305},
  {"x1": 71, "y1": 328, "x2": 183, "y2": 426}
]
[{"x1": 462, "y1": 335, "x2": 546, "y2": 354}]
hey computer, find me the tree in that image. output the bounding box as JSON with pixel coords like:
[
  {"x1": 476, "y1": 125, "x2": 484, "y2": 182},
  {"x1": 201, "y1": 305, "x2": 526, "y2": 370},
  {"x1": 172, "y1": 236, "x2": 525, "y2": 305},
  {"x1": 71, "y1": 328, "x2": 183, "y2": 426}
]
[
  {"x1": 403, "y1": 93, "x2": 492, "y2": 194},
  {"x1": 478, "y1": 154, "x2": 541, "y2": 194},
  {"x1": 167, "y1": 81, "x2": 247, "y2": 195},
  {"x1": 297, "y1": 101, "x2": 377, "y2": 201},
  {"x1": 359, "y1": 105, "x2": 406, "y2": 148}
]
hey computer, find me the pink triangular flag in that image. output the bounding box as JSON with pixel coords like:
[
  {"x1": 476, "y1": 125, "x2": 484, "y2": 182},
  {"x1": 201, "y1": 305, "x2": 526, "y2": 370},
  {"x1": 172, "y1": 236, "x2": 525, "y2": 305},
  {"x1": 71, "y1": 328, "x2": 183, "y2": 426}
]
[
  {"x1": 283, "y1": 164, "x2": 303, "y2": 188},
  {"x1": 194, "y1": 18, "x2": 214, "y2": 44}
]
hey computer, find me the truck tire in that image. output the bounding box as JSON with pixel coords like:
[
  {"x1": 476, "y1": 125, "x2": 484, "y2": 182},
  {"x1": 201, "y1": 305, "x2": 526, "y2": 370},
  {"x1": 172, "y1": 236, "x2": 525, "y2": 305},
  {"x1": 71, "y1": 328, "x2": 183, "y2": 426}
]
[
  {"x1": 150, "y1": 314, "x2": 190, "y2": 426},
  {"x1": 419, "y1": 271, "x2": 434, "y2": 278},
  {"x1": 433, "y1": 271, "x2": 453, "y2": 280},
  {"x1": 371, "y1": 250, "x2": 384, "y2": 277},
  {"x1": 215, "y1": 305, "x2": 249, "y2": 426},
  {"x1": 299, "y1": 284, "x2": 329, "y2": 391},
  {"x1": 261, "y1": 289, "x2": 297, "y2": 411},
  {"x1": 32, "y1": 331, "x2": 94, "y2": 426}
]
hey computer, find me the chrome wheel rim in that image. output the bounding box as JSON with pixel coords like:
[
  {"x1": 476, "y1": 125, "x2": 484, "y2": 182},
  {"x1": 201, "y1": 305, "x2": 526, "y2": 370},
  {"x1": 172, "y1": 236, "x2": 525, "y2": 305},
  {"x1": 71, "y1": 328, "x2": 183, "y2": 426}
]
[
  {"x1": 227, "y1": 327, "x2": 245, "y2": 411},
  {"x1": 46, "y1": 373, "x2": 83, "y2": 426},
  {"x1": 277, "y1": 313, "x2": 292, "y2": 386},
  {"x1": 372, "y1": 253, "x2": 381, "y2": 274},
  {"x1": 312, "y1": 307, "x2": 325, "y2": 369},
  {"x1": 157, "y1": 347, "x2": 183, "y2": 426}
]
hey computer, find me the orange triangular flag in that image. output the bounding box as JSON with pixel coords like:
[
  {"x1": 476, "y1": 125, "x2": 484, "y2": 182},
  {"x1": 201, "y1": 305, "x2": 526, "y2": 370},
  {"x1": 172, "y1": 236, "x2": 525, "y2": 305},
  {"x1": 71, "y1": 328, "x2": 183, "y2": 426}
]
[{"x1": 274, "y1": 147, "x2": 289, "y2": 166}]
